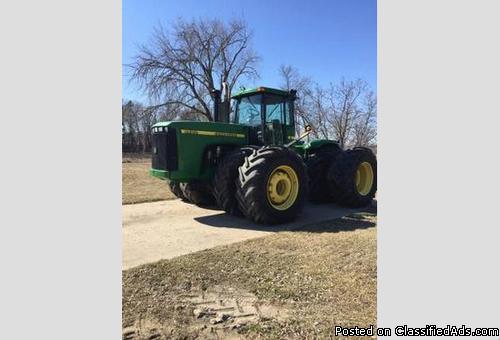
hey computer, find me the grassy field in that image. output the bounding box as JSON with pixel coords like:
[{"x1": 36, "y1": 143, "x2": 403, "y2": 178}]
[
  {"x1": 122, "y1": 208, "x2": 377, "y2": 339},
  {"x1": 122, "y1": 153, "x2": 176, "y2": 204}
]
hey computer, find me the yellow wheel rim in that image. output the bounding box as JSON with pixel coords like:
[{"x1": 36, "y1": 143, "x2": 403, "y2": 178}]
[
  {"x1": 266, "y1": 165, "x2": 299, "y2": 211},
  {"x1": 355, "y1": 162, "x2": 374, "y2": 196}
]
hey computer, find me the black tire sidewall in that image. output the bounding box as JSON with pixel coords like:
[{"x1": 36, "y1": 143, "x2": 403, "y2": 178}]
[
  {"x1": 331, "y1": 148, "x2": 377, "y2": 206},
  {"x1": 237, "y1": 147, "x2": 308, "y2": 224},
  {"x1": 180, "y1": 181, "x2": 214, "y2": 206},
  {"x1": 306, "y1": 151, "x2": 339, "y2": 203},
  {"x1": 168, "y1": 180, "x2": 186, "y2": 200},
  {"x1": 213, "y1": 146, "x2": 256, "y2": 215}
]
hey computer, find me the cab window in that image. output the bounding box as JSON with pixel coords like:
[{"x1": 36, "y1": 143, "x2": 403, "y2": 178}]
[
  {"x1": 264, "y1": 94, "x2": 292, "y2": 125},
  {"x1": 236, "y1": 95, "x2": 262, "y2": 125}
]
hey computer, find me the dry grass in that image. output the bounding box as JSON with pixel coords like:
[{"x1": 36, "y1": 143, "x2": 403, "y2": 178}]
[
  {"x1": 122, "y1": 208, "x2": 377, "y2": 339},
  {"x1": 122, "y1": 153, "x2": 176, "y2": 204}
]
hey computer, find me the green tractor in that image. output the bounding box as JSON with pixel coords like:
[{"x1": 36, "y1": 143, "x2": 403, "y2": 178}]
[{"x1": 150, "y1": 86, "x2": 376, "y2": 224}]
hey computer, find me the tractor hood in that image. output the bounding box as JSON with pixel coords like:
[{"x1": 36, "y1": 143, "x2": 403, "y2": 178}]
[
  {"x1": 150, "y1": 121, "x2": 249, "y2": 182},
  {"x1": 152, "y1": 120, "x2": 248, "y2": 140}
]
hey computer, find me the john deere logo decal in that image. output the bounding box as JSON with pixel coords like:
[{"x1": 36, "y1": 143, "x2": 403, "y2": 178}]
[{"x1": 180, "y1": 129, "x2": 245, "y2": 138}]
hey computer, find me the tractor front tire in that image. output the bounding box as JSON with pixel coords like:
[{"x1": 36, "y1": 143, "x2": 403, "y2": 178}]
[
  {"x1": 213, "y1": 146, "x2": 256, "y2": 216},
  {"x1": 168, "y1": 181, "x2": 187, "y2": 201},
  {"x1": 236, "y1": 146, "x2": 308, "y2": 224},
  {"x1": 180, "y1": 181, "x2": 215, "y2": 207},
  {"x1": 327, "y1": 147, "x2": 377, "y2": 207}
]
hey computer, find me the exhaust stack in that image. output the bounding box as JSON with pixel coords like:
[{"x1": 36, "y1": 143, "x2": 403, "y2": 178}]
[{"x1": 211, "y1": 82, "x2": 231, "y2": 123}]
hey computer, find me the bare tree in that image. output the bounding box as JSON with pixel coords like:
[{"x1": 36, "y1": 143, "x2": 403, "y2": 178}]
[
  {"x1": 122, "y1": 100, "x2": 161, "y2": 152},
  {"x1": 278, "y1": 66, "x2": 377, "y2": 148},
  {"x1": 310, "y1": 85, "x2": 331, "y2": 139},
  {"x1": 122, "y1": 100, "x2": 142, "y2": 152},
  {"x1": 138, "y1": 107, "x2": 157, "y2": 152},
  {"x1": 122, "y1": 100, "x2": 142, "y2": 135},
  {"x1": 352, "y1": 90, "x2": 377, "y2": 147},
  {"x1": 130, "y1": 18, "x2": 259, "y2": 121},
  {"x1": 328, "y1": 78, "x2": 368, "y2": 148}
]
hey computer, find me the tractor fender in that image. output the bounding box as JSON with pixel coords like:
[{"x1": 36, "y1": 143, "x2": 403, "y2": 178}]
[{"x1": 304, "y1": 139, "x2": 341, "y2": 154}]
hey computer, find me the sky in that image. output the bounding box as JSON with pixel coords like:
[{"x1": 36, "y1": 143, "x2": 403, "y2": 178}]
[{"x1": 122, "y1": 0, "x2": 376, "y2": 103}]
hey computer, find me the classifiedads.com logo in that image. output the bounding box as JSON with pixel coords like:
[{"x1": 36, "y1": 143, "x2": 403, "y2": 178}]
[
  {"x1": 335, "y1": 324, "x2": 499, "y2": 337},
  {"x1": 395, "y1": 324, "x2": 500, "y2": 336},
  {"x1": 395, "y1": 325, "x2": 471, "y2": 336}
]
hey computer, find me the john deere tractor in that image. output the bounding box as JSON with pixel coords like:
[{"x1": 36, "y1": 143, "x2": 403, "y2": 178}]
[{"x1": 150, "y1": 86, "x2": 376, "y2": 224}]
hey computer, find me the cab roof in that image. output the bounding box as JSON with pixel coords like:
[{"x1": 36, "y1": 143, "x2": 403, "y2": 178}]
[{"x1": 231, "y1": 86, "x2": 290, "y2": 99}]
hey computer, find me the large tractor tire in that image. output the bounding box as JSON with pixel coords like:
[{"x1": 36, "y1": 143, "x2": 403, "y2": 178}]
[
  {"x1": 213, "y1": 146, "x2": 257, "y2": 216},
  {"x1": 236, "y1": 146, "x2": 308, "y2": 224},
  {"x1": 168, "y1": 181, "x2": 187, "y2": 201},
  {"x1": 327, "y1": 147, "x2": 377, "y2": 207},
  {"x1": 180, "y1": 181, "x2": 215, "y2": 207},
  {"x1": 306, "y1": 150, "x2": 341, "y2": 203}
]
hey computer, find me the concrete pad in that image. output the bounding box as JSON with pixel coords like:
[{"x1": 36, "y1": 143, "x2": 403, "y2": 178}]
[{"x1": 122, "y1": 199, "x2": 359, "y2": 270}]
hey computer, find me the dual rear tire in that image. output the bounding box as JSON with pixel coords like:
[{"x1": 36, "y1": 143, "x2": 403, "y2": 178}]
[
  {"x1": 326, "y1": 147, "x2": 377, "y2": 207},
  {"x1": 306, "y1": 147, "x2": 376, "y2": 207},
  {"x1": 305, "y1": 149, "x2": 341, "y2": 203}
]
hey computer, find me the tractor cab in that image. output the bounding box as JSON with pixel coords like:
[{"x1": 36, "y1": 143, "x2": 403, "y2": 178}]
[{"x1": 231, "y1": 87, "x2": 296, "y2": 145}]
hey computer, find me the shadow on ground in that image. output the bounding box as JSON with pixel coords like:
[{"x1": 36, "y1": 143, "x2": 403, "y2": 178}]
[{"x1": 194, "y1": 201, "x2": 377, "y2": 233}]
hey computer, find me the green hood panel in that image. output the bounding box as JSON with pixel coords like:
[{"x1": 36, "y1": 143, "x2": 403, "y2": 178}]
[
  {"x1": 151, "y1": 121, "x2": 249, "y2": 182},
  {"x1": 153, "y1": 121, "x2": 246, "y2": 134}
]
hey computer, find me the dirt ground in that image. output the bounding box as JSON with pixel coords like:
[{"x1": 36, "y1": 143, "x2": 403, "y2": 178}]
[
  {"x1": 122, "y1": 153, "x2": 176, "y2": 204},
  {"x1": 122, "y1": 208, "x2": 377, "y2": 340}
]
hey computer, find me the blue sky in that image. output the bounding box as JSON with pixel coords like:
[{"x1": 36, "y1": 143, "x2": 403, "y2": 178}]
[{"x1": 123, "y1": 0, "x2": 376, "y2": 102}]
